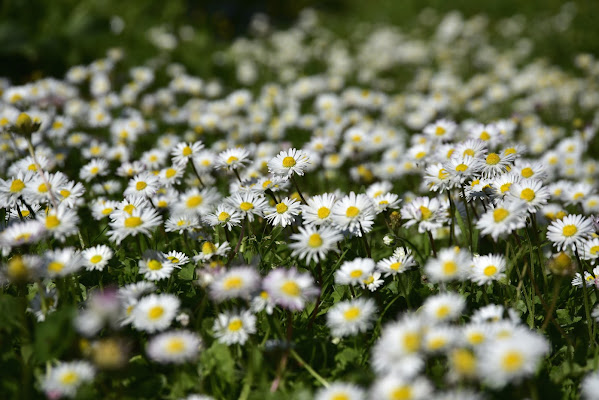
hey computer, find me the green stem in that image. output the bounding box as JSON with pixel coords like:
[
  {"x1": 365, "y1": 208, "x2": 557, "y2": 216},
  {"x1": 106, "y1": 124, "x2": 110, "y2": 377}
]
[
  {"x1": 575, "y1": 248, "x2": 595, "y2": 344},
  {"x1": 289, "y1": 349, "x2": 329, "y2": 388}
]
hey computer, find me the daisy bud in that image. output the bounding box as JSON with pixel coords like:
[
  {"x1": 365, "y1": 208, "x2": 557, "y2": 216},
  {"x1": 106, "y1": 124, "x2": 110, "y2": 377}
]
[
  {"x1": 383, "y1": 234, "x2": 395, "y2": 246},
  {"x1": 547, "y1": 252, "x2": 575, "y2": 276},
  {"x1": 15, "y1": 112, "x2": 40, "y2": 137},
  {"x1": 389, "y1": 210, "x2": 402, "y2": 229}
]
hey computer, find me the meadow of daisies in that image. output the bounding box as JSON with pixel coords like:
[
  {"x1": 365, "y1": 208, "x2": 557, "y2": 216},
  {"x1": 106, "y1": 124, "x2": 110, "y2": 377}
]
[{"x1": 2, "y1": 6, "x2": 599, "y2": 400}]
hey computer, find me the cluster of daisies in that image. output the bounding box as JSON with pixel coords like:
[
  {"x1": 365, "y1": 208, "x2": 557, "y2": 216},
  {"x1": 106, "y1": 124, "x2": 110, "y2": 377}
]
[{"x1": 1, "y1": 5, "x2": 599, "y2": 400}]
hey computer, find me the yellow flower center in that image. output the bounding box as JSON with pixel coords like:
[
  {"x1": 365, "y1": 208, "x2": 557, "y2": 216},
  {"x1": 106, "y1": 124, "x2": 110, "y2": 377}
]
[
  {"x1": 504, "y1": 147, "x2": 516, "y2": 155},
  {"x1": 282, "y1": 156, "x2": 296, "y2": 168},
  {"x1": 136, "y1": 181, "x2": 147, "y2": 191},
  {"x1": 10, "y1": 179, "x2": 25, "y2": 193},
  {"x1": 419, "y1": 206, "x2": 432, "y2": 220},
  {"x1": 493, "y1": 208, "x2": 509, "y2": 223},
  {"x1": 276, "y1": 203, "x2": 288, "y2": 214},
  {"x1": 442, "y1": 261, "x2": 457, "y2": 275},
  {"x1": 240, "y1": 202, "x2": 253, "y2": 211},
  {"x1": 124, "y1": 216, "x2": 142, "y2": 228},
  {"x1": 452, "y1": 349, "x2": 476, "y2": 375},
  {"x1": 218, "y1": 211, "x2": 230, "y2": 222},
  {"x1": 521, "y1": 167, "x2": 534, "y2": 178},
  {"x1": 38, "y1": 183, "x2": 48, "y2": 193},
  {"x1": 317, "y1": 207, "x2": 330, "y2": 219},
  {"x1": 147, "y1": 260, "x2": 162, "y2": 270},
  {"x1": 501, "y1": 350, "x2": 524, "y2": 372},
  {"x1": 165, "y1": 168, "x2": 177, "y2": 179},
  {"x1": 186, "y1": 195, "x2": 203, "y2": 208},
  {"x1": 226, "y1": 156, "x2": 238, "y2": 164},
  {"x1": 574, "y1": 192, "x2": 584, "y2": 200},
  {"x1": 429, "y1": 337, "x2": 447, "y2": 350},
  {"x1": 345, "y1": 206, "x2": 360, "y2": 218},
  {"x1": 223, "y1": 277, "x2": 243, "y2": 290},
  {"x1": 166, "y1": 338, "x2": 185, "y2": 354},
  {"x1": 102, "y1": 207, "x2": 113, "y2": 215},
  {"x1": 308, "y1": 233, "x2": 323, "y2": 248},
  {"x1": 590, "y1": 246, "x2": 599, "y2": 256},
  {"x1": 484, "y1": 265, "x2": 498, "y2": 276},
  {"x1": 389, "y1": 262, "x2": 402, "y2": 271},
  {"x1": 281, "y1": 281, "x2": 301, "y2": 296},
  {"x1": 182, "y1": 146, "x2": 192, "y2": 156},
  {"x1": 90, "y1": 255, "x2": 102, "y2": 264},
  {"x1": 228, "y1": 319, "x2": 243, "y2": 331},
  {"x1": 436, "y1": 305, "x2": 450, "y2": 318},
  {"x1": 468, "y1": 332, "x2": 485, "y2": 345},
  {"x1": 59, "y1": 371, "x2": 79, "y2": 385},
  {"x1": 463, "y1": 149, "x2": 475, "y2": 156},
  {"x1": 455, "y1": 163, "x2": 468, "y2": 172},
  {"x1": 46, "y1": 215, "x2": 60, "y2": 229},
  {"x1": 486, "y1": 153, "x2": 500, "y2": 165},
  {"x1": 343, "y1": 307, "x2": 361, "y2": 321},
  {"x1": 480, "y1": 131, "x2": 490, "y2": 141},
  {"x1": 148, "y1": 306, "x2": 164, "y2": 320},
  {"x1": 202, "y1": 242, "x2": 217, "y2": 255},
  {"x1": 331, "y1": 394, "x2": 350, "y2": 400},
  {"x1": 520, "y1": 188, "x2": 536, "y2": 202},
  {"x1": 435, "y1": 126, "x2": 446, "y2": 136},
  {"x1": 48, "y1": 261, "x2": 64, "y2": 273},
  {"x1": 437, "y1": 168, "x2": 449, "y2": 179},
  {"x1": 60, "y1": 189, "x2": 71, "y2": 198},
  {"x1": 350, "y1": 269, "x2": 363, "y2": 278},
  {"x1": 21, "y1": 210, "x2": 30, "y2": 217},
  {"x1": 562, "y1": 225, "x2": 577, "y2": 237},
  {"x1": 500, "y1": 183, "x2": 512, "y2": 193},
  {"x1": 391, "y1": 386, "x2": 412, "y2": 400},
  {"x1": 403, "y1": 332, "x2": 420, "y2": 353}
]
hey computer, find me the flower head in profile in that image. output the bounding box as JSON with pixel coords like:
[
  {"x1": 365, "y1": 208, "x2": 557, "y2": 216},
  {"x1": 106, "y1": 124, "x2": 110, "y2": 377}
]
[{"x1": 268, "y1": 148, "x2": 310, "y2": 178}]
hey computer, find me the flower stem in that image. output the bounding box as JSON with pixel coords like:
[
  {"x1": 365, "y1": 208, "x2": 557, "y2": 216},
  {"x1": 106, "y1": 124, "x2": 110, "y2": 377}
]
[
  {"x1": 290, "y1": 175, "x2": 307, "y2": 204},
  {"x1": 289, "y1": 349, "x2": 329, "y2": 388},
  {"x1": 575, "y1": 248, "x2": 595, "y2": 344}
]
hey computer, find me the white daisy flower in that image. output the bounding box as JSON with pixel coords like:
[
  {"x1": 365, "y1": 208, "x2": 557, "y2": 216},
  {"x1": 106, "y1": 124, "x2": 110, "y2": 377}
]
[
  {"x1": 376, "y1": 247, "x2": 416, "y2": 276},
  {"x1": 38, "y1": 206, "x2": 79, "y2": 242},
  {"x1": 424, "y1": 246, "x2": 471, "y2": 283},
  {"x1": 163, "y1": 250, "x2": 189, "y2": 267},
  {"x1": 146, "y1": 330, "x2": 202, "y2": 364},
  {"x1": 165, "y1": 214, "x2": 200, "y2": 234},
  {"x1": 139, "y1": 250, "x2": 177, "y2": 281},
  {"x1": 547, "y1": 214, "x2": 595, "y2": 251},
  {"x1": 214, "y1": 147, "x2": 252, "y2": 170},
  {"x1": 81, "y1": 245, "x2": 114, "y2": 271},
  {"x1": 301, "y1": 193, "x2": 337, "y2": 226},
  {"x1": 508, "y1": 179, "x2": 550, "y2": 213},
  {"x1": 193, "y1": 241, "x2": 231, "y2": 262},
  {"x1": 422, "y1": 292, "x2": 466, "y2": 323},
  {"x1": 268, "y1": 148, "x2": 311, "y2": 177},
  {"x1": 470, "y1": 254, "x2": 507, "y2": 285},
  {"x1": 289, "y1": 225, "x2": 343, "y2": 264},
  {"x1": 370, "y1": 374, "x2": 433, "y2": 400},
  {"x1": 41, "y1": 360, "x2": 95, "y2": 398},
  {"x1": 265, "y1": 197, "x2": 301, "y2": 227},
  {"x1": 475, "y1": 200, "x2": 527, "y2": 241},
  {"x1": 107, "y1": 206, "x2": 162, "y2": 245},
  {"x1": 171, "y1": 141, "x2": 205, "y2": 165},
  {"x1": 175, "y1": 187, "x2": 222, "y2": 216},
  {"x1": 326, "y1": 298, "x2": 377, "y2": 337},
  {"x1": 79, "y1": 158, "x2": 109, "y2": 182},
  {"x1": 315, "y1": 382, "x2": 365, "y2": 400},
  {"x1": 209, "y1": 266, "x2": 261, "y2": 302},
  {"x1": 203, "y1": 204, "x2": 242, "y2": 230},
  {"x1": 423, "y1": 325, "x2": 458, "y2": 353},
  {"x1": 226, "y1": 192, "x2": 268, "y2": 222},
  {"x1": 335, "y1": 258, "x2": 375, "y2": 286},
  {"x1": 262, "y1": 267, "x2": 319, "y2": 311},
  {"x1": 132, "y1": 293, "x2": 180, "y2": 333},
  {"x1": 331, "y1": 192, "x2": 376, "y2": 237},
  {"x1": 43, "y1": 247, "x2": 83, "y2": 278},
  {"x1": 0, "y1": 171, "x2": 34, "y2": 207},
  {"x1": 400, "y1": 196, "x2": 450, "y2": 234},
  {"x1": 213, "y1": 309, "x2": 256, "y2": 345}
]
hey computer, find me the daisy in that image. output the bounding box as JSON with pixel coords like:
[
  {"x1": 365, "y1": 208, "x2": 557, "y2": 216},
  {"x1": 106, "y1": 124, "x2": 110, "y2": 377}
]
[
  {"x1": 214, "y1": 147, "x2": 251, "y2": 170},
  {"x1": 477, "y1": 332, "x2": 549, "y2": 388},
  {"x1": 512, "y1": 160, "x2": 547, "y2": 181},
  {"x1": 301, "y1": 193, "x2": 337, "y2": 226},
  {"x1": 423, "y1": 325, "x2": 458, "y2": 353},
  {"x1": 193, "y1": 240, "x2": 231, "y2": 262},
  {"x1": 362, "y1": 271, "x2": 384, "y2": 291},
  {"x1": 400, "y1": 196, "x2": 450, "y2": 234},
  {"x1": 370, "y1": 375, "x2": 433, "y2": 400},
  {"x1": 146, "y1": 330, "x2": 202, "y2": 364},
  {"x1": 508, "y1": 179, "x2": 550, "y2": 213},
  {"x1": 43, "y1": 247, "x2": 83, "y2": 278},
  {"x1": 423, "y1": 118, "x2": 457, "y2": 141},
  {"x1": 123, "y1": 172, "x2": 160, "y2": 198},
  {"x1": 326, "y1": 298, "x2": 377, "y2": 337},
  {"x1": 268, "y1": 148, "x2": 311, "y2": 177},
  {"x1": 582, "y1": 371, "x2": 599, "y2": 400},
  {"x1": 139, "y1": 251, "x2": 177, "y2": 281},
  {"x1": 289, "y1": 225, "x2": 343, "y2": 264},
  {"x1": 455, "y1": 139, "x2": 487, "y2": 159},
  {"x1": 376, "y1": 247, "x2": 416, "y2": 276},
  {"x1": 165, "y1": 214, "x2": 200, "y2": 234},
  {"x1": 331, "y1": 192, "x2": 376, "y2": 237},
  {"x1": 424, "y1": 246, "x2": 472, "y2": 283},
  {"x1": 335, "y1": 258, "x2": 375, "y2": 286},
  {"x1": 57, "y1": 180, "x2": 86, "y2": 208},
  {"x1": 315, "y1": 383, "x2": 365, "y2": 400},
  {"x1": 265, "y1": 197, "x2": 301, "y2": 227},
  {"x1": 171, "y1": 141, "x2": 204, "y2": 165},
  {"x1": 118, "y1": 281, "x2": 156, "y2": 300},
  {"x1": 475, "y1": 200, "x2": 528, "y2": 241},
  {"x1": 79, "y1": 158, "x2": 109, "y2": 182},
  {"x1": 38, "y1": 206, "x2": 79, "y2": 242},
  {"x1": 107, "y1": 206, "x2": 162, "y2": 245},
  {"x1": 422, "y1": 292, "x2": 466, "y2": 323},
  {"x1": 81, "y1": 245, "x2": 114, "y2": 271},
  {"x1": 25, "y1": 171, "x2": 67, "y2": 205},
  {"x1": 0, "y1": 220, "x2": 46, "y2": 252},
  {"x1": 175, "y1": 187, "x2": 222, "y2": 217},
  {"x1": 470, "y1": 254, "x2": 507, "y2": 285},
  {"x1": 158, "y1": 164, "x2": 185, "y2": 187},
  {"x1": 0, "y1": 171, "x2": 34, "y2": 207},
  {"x1": 547, "y1": 214, "x2": 594, "y2": 251},
  {"x1": 471, "y1": 304, "x2": 519, "y2": 325},
  {"x1": 209, "y1": 266, "x2": 261, "y2": 302},
  {"x1": 250, "y1": 291, "x2": 275, "y2": 315},
  {"x1": 448, "y1": 348, "x2": 479, "y2": 380},
  {"x1": 163, "y1": 250, "x2": 189, "y2": 267},
  {"x1": 423, "y1": 163, "x2": 452, "y2": 192},
  {"x1": 480, "y1": 151, "x2": 515, "y2": 178},
  {"x1": 262, "y1": 267, "x2": 319, "y2": 311},
  {"x1": 41, "y1": 360, "x2": 95, "y2": 399},
  {"x1": 226, "y1": 192, "x2": 268, "y2": 222},
  {"x1": 444, "y1": 155, "x2": 483, "y2": 187},
  {"x1": 213, "y1": 309, "x2": 256, "y2": 345},
  {"x1": 489, "y1": 173, "x2": 521, "y2": 201},
  {"x1": 203, "y1": 204, "x2": 242, "y2": 231},
  {"x1": 132, "y1": 293, "x2": 180, "y2": 333},
  {"x1": 2, "y1": 254, "x2": 42, "y2": 283}
]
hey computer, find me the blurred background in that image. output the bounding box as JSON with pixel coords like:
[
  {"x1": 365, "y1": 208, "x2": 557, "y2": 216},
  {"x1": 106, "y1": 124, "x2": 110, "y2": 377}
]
[{"x1": 0, "y1": 0, "x2": 597, "y2": 82}]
